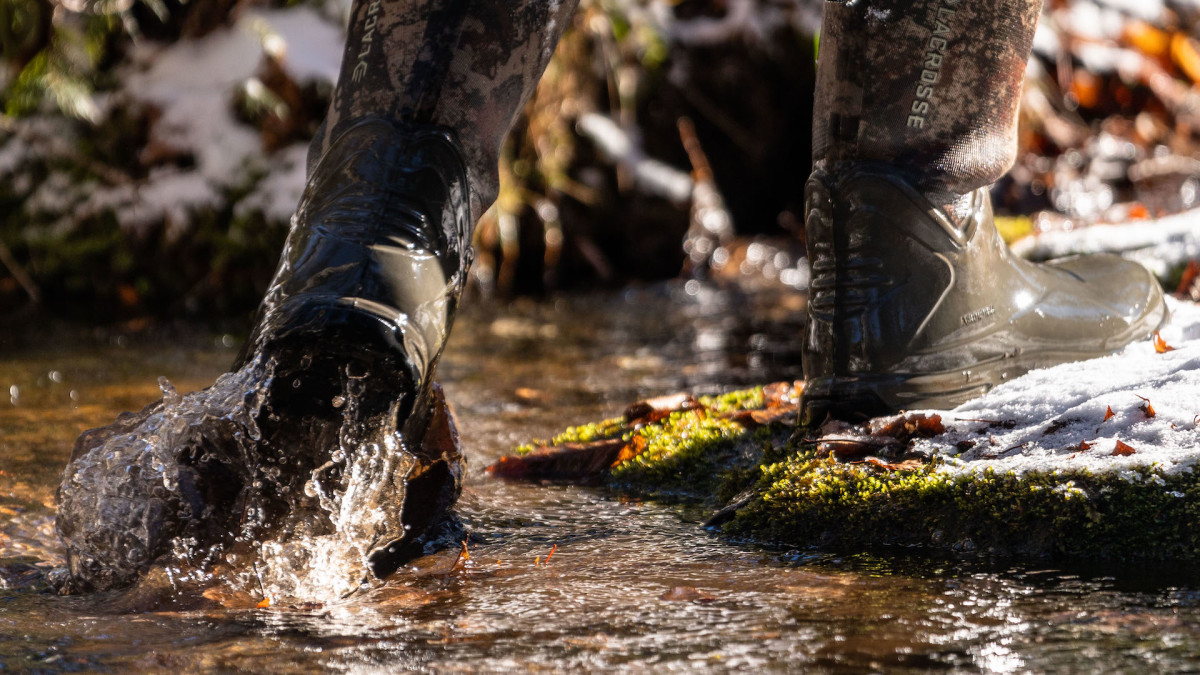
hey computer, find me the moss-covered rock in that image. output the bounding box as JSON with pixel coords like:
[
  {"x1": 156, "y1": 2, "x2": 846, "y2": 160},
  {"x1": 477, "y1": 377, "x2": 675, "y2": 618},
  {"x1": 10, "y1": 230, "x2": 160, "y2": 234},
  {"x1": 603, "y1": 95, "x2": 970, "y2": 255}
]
[{"x1": 497, "y1": 384, "x2": 1200, "y2": 561}]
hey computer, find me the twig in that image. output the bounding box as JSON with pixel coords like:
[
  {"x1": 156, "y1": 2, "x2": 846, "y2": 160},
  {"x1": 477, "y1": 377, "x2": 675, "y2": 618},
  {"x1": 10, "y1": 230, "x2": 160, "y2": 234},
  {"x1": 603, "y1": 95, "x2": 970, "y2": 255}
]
[{"x1": 0, "y1": 238, "x2": 39, "y2": 305}]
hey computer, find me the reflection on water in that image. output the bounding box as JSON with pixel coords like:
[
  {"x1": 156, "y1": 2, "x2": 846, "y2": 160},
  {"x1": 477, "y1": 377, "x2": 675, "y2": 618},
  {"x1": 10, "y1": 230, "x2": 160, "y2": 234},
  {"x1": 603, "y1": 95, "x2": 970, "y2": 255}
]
[{"x1": 3, "y1": 284, "x2": 1200, "y2": 672}]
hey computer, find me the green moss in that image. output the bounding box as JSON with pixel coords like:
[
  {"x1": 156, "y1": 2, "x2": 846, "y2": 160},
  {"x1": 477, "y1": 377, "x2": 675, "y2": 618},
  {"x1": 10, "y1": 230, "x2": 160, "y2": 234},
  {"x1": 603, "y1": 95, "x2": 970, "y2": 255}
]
[
  {"x1": 610, "y1": 411, "x2": 750, "y2": 496},
  {"x1": 515, "y1": 385, "x2": 1200, "y2": 561},
  {"x1": 730, "y1": 449, "x2": 1200, "y2": 560},
  {"x1": 699, "y1": 386, "x2": 764, "y2": 414}
]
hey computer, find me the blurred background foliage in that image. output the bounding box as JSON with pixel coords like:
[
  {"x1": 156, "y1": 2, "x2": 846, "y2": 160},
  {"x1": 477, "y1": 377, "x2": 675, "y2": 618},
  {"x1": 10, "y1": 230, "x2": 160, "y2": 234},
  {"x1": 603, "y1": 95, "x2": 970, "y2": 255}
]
[{"x1": 3, "y1": 0, "x2": 1200, "y2": 321}]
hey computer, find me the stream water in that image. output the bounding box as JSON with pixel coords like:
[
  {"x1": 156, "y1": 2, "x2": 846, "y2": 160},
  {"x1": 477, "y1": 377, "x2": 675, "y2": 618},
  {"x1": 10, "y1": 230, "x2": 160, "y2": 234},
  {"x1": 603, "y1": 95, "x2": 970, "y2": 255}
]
[{"x1": 3, "y1": 284, "x2": 1200, "y2": 672}]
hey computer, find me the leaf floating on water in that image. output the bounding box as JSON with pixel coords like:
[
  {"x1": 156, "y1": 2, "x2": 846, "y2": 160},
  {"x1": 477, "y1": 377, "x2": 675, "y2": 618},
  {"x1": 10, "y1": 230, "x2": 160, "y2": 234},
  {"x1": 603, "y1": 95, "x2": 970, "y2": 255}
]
[
  {"x1": 1104, "y1": 406, "x2": 1116, "y2": 421},
  {"x1": 1153, "y1": 332, "x2": 1176, "y2": 354},
  {"x1": 256, "y1": 597, "x2": 271, "y2": 608},
  {"x1": 1112, "y1": 440, "x2": 1137, "y2": 457}
]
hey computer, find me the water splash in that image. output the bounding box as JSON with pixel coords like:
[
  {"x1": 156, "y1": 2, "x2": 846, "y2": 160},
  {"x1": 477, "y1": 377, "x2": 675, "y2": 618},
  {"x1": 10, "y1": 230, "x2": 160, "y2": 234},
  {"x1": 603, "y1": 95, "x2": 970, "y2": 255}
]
[{"x1": 55, "y1": 351, "x2": 462, "y2": 601}]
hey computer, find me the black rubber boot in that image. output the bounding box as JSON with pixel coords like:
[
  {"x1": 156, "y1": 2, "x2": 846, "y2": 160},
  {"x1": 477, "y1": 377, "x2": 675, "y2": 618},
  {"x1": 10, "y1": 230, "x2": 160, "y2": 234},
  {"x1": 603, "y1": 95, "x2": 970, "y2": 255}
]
[
  {"x1": 238, "y1": 117, "x2": 472, "y2": 577},
  {"x1": 799, "y1": 166, "x2": 1168, "y2": 423}
]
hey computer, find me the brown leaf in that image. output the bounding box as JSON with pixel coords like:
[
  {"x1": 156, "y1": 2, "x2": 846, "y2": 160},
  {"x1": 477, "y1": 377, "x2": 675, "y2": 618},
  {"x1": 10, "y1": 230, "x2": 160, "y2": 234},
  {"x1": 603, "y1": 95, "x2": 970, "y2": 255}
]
[
  {"x1": 862, "y1": 457, "x2": 927, "y2": 472},
  {"x1": 1173, "y1": 32, "x2": 1200, "y2": 84},
  {"x1": 1123, "y1": 20, "x2": 1172, "y2": 60},
  {"x1": 1153, "y1": 332, "x2": 1176, "y2": 354},
  {"x1": 868, "y1": 412, "x2": 945, "y2": 439},
  {"x1": 763, "y1": 381, "x2": 804, "y2": 408},
  {"x1": 1174, "y1": 260, "x2": 1200, "y2": 299},
  {"x1": 1112, "y1": 440, "x2": 1137, "y2": 457},
  {"x1": 1078, "y1": 440, "x2": 1092, "y2": 451},
  {"x1": 1104, "y1": 406, "x2": 1116, "y2": 421},
  {"x1": 818, "y1": 436, "x2": 902, "y2": 460},
  {"x1": 730, "y1": 405, "x2": 798, "y2": 428},
  {"x1": 624, "y1": 393, "x2": 703, "y2": 425},
  {"x1": 487, "y1": 438, "x2": 628, "y2": 481},
  {"x1": 1136, "y1": 395, "x2": 1157, "y2": 418}
]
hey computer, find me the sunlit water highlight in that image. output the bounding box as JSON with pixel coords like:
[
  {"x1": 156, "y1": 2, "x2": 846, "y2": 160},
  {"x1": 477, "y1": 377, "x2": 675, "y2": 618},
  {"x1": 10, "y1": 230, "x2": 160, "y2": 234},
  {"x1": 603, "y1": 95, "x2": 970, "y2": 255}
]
[{"x1": 4, "y1": 285, "x2": 1200, "y2": 672}]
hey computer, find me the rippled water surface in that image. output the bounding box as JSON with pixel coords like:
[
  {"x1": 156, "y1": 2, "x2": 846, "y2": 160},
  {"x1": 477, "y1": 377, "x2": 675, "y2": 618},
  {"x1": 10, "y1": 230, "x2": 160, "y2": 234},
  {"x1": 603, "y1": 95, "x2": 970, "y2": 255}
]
[{"x1": 4, "y1": 285, "x2": 1200, "y2": 672}]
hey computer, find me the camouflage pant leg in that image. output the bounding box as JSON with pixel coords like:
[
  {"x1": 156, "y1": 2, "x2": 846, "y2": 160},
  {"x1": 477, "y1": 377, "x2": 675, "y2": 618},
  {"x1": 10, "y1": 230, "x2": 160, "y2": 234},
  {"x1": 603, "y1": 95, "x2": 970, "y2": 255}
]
[
  {"x1": 813, "y1": 0, "x2": 1042, "y2": 195},
  {"x1": 316, "y1": 0, "x2": 581, "y2": 222}
]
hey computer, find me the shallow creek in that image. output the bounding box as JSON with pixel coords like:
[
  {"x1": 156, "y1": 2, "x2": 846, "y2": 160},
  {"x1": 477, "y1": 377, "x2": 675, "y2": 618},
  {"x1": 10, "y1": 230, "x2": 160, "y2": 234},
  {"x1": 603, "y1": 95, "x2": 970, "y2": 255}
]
[{"x1": 3, "y1": 284, "x2": 1200, "y2": 672}]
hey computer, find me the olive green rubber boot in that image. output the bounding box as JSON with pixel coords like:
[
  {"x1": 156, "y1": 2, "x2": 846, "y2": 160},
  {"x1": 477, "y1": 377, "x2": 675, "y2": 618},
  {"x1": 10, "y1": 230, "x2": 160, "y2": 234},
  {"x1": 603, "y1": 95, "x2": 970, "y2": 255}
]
[{"x1": 799, "y1": 166, "x2": 1168, "y2": 424}]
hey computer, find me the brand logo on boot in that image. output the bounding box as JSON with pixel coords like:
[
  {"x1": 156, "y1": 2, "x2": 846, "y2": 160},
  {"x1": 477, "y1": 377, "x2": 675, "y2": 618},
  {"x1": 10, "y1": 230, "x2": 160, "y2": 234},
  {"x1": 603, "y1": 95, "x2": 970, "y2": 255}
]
[{"x1": 961, "y1": 306, "x2": 995, "y2": 327}]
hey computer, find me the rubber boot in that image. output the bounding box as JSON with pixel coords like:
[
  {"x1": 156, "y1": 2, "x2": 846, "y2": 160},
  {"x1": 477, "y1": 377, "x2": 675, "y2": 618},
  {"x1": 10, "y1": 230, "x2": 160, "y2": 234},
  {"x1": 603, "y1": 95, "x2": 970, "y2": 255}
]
[
  {"x1": 236, "y1": 117, "x2": 472, "y2": 577},
  {"x1": 800, "y1": 166, "x2": 1167, "y2": 422},
  {"x1": 800, "y1": 0, "x2": 1168, "y2": 423}
]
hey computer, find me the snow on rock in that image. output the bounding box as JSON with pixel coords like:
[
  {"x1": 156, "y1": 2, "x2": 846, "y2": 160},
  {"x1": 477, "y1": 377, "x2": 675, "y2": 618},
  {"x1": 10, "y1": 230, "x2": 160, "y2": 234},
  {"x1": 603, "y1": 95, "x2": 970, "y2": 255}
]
[
  {"x1": 114, "y1": 6, "x2": 343, "y2": 229},
  {"x1": 923, "y1": 297, "x2": 1200, "y2": 477}
]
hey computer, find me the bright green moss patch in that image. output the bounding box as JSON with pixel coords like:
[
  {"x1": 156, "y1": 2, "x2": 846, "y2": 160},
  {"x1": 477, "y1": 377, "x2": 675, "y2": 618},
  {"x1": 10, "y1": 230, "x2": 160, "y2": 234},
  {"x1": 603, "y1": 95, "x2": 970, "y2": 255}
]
[{"x1": 510, "y1": 385, "x2": 1200, "y2": 561}]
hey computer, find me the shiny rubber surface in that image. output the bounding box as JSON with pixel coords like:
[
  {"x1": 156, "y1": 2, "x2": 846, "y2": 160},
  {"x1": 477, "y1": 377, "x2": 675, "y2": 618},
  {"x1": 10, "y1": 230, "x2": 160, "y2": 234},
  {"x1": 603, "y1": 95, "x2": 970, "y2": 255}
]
[
  {"x1": 801, "y1": 166, "x2": 1168, "y2": 422},
  {"x1": 236, "y1": 118, "x2": 473, "y2": 576}
]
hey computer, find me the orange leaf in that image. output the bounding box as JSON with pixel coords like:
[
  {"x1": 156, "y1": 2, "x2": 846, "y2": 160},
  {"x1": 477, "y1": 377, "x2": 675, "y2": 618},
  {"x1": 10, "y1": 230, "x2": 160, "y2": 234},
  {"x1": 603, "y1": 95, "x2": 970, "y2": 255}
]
[
  {"x1": 1123, "y1": 20, "x2": 1172, "y2": 60},
  {"x1": 256, "y1": 597, "x2": 271, "y2": 608},
  {"x1": 1136, "y1": 395, "x2": 1157, "y2": 418},
  {"x1": 1078, "y1": 440, "x2": 1092, "y2": 451},
  {"x1": 544, "y1": 544, "x2": 557, "y2": 564},
  {"x1": 1104, "y1": 406, "x2": 1115, "y2": 421},
  {"x1": 1153, "y1": 332, "x2": 1176, "y2": 354},
  {"x1": 1112, "y1": 440, "x2": 1137, "y2": 457},
  {"x1": 1174, "y1": 33, "x2": 1200, "y2": 84}
]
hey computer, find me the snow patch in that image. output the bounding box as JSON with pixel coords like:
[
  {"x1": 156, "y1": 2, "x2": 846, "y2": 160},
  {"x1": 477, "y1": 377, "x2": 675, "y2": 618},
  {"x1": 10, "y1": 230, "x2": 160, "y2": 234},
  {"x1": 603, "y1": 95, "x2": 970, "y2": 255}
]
[{"x1": 924, "y1": 298, "x2": 1200, "y2": 477}]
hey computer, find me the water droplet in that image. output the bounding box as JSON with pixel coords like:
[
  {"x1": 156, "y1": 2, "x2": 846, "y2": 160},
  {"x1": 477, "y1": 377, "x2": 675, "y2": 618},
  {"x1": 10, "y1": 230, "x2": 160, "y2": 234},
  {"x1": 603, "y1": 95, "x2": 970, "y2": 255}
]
[
  {"x1": 332, "y1": 396, "x2": 346, "y2": 409},
  {"x1": 292, "y1": 378, "x2": 302, "y2": 389},
  {"x1": 49, "y1": 370, "x2": 64, "y2": 383}
]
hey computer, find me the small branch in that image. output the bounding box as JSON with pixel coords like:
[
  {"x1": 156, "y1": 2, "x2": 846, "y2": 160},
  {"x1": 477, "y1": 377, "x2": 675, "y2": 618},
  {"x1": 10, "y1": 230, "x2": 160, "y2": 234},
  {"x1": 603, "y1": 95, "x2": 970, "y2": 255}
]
[{"x1": 0, "y1": 238, "x2": 40, "y2": 305}]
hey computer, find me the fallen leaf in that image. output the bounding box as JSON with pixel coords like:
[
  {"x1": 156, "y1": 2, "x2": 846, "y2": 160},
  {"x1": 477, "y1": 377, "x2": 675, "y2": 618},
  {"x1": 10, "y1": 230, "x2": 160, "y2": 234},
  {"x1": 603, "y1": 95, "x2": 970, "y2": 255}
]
[
  {"x1": 1078, "y1": 440, "x2": 1092, "y2": 451},
  {"x1": 1043, "y1": 418, "x2": 1079, "y2": 435},
  {"x1": 1123, "y1": 20, "x2": 1172, "y2": 60},
  {"x1": 1104, "y1": 406, "x2": 1116, "y2": 421},
  {"x1": 862, "y1": 457, "x2": 927, "y2": 472},
  {"x1": 487, "y1": 438, "x2": 628, "y2": 480},
  {"x1": 624, "y1": 394, "x2": 703, "y2": 425},
  {"x1": 1153, "y1": 332, "x2": 1176, "y2": 354},
  {"x1": 1175, "y1": 260, "x2": 1200, "y2": 298},
  {"x1": 1112, "y1": 440, "x2": 1137, "y2": 457},
  {"x1": 730, "y1": 405, "x2": 798, "y2": 428},
  {"x1": 1173, "y1": 33, "x2": 1200, "y2": 84},
  {"x1": 869, "y1": 412, "x2": 945, "y2": 438},
  {"x1": 763, "y1": 381, "x2": 804, "y2": 408},
  {"x1": 818, "y1": 436, "x2": 902, "y2": 460},
  {"x1": 256, "y1": 597, "x2": 271, "y2": 608},
  {"x1": 1136, "y1": 395, "x2": 1157, "y2": 418}
]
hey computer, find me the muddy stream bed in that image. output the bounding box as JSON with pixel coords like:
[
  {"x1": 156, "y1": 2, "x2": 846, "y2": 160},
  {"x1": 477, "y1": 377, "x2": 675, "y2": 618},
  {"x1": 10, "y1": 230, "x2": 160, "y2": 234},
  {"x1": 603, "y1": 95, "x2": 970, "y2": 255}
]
[{"x1": 3, "y1": 284, "x2": 1200, "y2": 672}]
